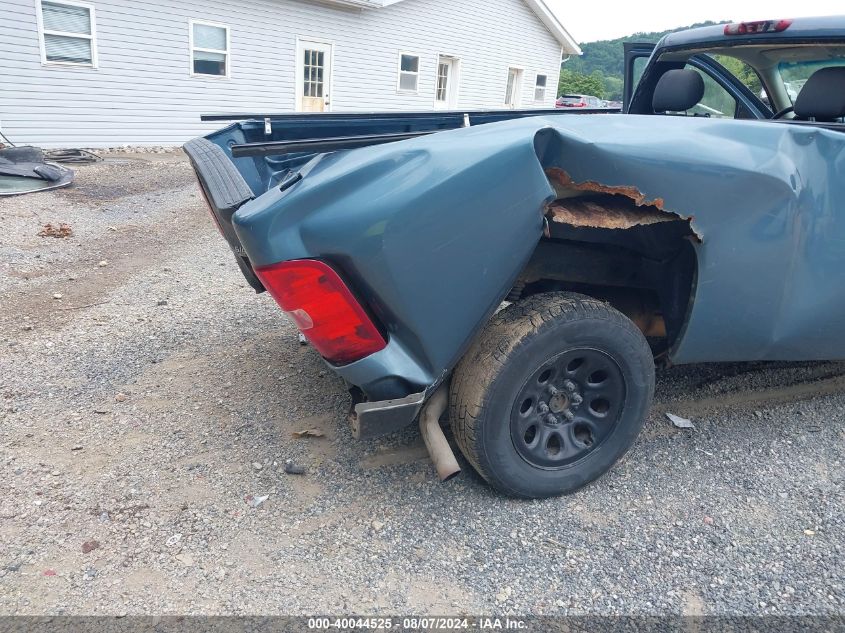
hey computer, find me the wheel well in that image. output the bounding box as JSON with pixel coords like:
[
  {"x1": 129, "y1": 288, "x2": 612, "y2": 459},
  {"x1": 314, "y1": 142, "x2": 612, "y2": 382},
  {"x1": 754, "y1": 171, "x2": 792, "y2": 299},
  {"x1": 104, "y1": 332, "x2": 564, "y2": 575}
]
[{"x1": 510, "y1": 183, "x2": 698, "y2": 356}]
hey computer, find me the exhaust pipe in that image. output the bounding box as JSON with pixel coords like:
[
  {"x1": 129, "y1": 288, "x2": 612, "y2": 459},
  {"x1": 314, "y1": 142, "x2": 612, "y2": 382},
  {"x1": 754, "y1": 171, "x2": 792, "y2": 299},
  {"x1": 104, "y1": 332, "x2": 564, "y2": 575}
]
[{"x1": 419, "y1": 385, "x2": 461, "y2": 482}]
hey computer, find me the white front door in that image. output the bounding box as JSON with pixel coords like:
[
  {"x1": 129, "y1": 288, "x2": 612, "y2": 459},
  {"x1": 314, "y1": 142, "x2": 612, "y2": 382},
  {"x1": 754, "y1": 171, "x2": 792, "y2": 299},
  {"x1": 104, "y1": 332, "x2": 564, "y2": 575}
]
[
  {"x1": 434, "y1": 56, "x2": 459, "y2": 109},
  {"x1": 505, "y1": 67, "x2": 523, "y2": 108},
  {"x1": 297, "y1": 40, "x2": 332, "y2": 112}
]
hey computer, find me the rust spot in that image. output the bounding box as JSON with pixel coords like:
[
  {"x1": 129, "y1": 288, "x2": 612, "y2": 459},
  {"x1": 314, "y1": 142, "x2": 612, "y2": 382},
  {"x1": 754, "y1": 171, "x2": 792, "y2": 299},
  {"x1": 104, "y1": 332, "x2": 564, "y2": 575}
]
[
  {"x1": 546, "y1": 167, "x2": 666, "y2": 209},
  {"x1": 548, "y1": 197, "x2": 675, "y2": 230},
  {"x1": 544, "y1": 167, "x2": 701, "y2": 239}
]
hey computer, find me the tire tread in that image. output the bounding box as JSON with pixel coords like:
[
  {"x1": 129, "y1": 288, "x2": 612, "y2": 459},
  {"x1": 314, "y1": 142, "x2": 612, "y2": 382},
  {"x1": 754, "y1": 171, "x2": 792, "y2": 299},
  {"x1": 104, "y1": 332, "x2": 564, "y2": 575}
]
[{"x1": 449, "y1": 292, "x2": 653, "y2": 497}]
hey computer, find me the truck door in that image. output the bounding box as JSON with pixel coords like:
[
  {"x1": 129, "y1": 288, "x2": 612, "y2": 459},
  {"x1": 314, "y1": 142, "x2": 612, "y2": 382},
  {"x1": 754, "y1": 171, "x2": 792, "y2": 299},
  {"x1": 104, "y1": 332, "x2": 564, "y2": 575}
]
[{"x1": 623, "y1": 42, "x2": 656, "y2": 113}]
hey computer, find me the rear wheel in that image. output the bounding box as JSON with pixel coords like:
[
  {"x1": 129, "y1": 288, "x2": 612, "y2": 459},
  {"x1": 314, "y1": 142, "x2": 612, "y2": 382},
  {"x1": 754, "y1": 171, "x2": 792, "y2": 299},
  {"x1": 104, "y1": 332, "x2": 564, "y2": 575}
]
[{"x1": 450, "y1": 292, "x2": 654, "y2": 498}]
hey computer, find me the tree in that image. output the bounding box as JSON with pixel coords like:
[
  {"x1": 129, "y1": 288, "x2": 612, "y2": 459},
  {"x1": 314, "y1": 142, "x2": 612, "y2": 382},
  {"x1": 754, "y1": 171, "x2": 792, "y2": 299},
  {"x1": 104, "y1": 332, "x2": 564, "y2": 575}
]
[
  {"x1": 601, "y1": 75, "x2": 624, "y2": 101},
  {"x1": 558, "y1": 69, "x2": 605, "y2": 98},
  {"x1": 562, "y1": 21, "x2": 726, "y2": 95},
  {"x1": 713, "y1": 55, "x2": 763, "y2": 95}
]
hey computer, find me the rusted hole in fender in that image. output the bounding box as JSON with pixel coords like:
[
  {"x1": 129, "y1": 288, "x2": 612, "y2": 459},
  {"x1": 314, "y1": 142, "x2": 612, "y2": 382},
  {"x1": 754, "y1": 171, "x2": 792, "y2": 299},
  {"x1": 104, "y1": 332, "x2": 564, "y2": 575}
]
[{"x1": 544, "y1": 168, "x2": 702, "y2": 240}]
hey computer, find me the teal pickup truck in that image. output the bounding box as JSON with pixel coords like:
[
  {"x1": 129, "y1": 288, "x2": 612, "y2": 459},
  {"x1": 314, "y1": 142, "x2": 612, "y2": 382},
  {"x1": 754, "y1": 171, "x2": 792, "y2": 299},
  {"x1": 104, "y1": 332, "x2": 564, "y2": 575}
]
[{"x1": 186, "y1": 17, "x2": 845, "y2": 498}]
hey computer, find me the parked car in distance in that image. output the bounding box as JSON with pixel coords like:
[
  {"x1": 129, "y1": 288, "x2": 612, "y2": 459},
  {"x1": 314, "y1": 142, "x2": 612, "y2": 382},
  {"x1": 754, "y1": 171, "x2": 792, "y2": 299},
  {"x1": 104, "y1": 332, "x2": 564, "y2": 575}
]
[{"x1": 556, "y1": 94, "x2": 602, "y2": 108}]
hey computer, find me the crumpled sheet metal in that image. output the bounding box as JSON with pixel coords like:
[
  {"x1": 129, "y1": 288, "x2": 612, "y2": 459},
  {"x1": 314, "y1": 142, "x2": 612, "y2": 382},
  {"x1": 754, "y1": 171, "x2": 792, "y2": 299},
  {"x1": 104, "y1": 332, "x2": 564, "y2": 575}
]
[
  {"x1": 545, "y1": 174, "x2": 680, "y2": 230},
  {"x1": 531, "y1": 114, "x2": 845, "y2": 363}
]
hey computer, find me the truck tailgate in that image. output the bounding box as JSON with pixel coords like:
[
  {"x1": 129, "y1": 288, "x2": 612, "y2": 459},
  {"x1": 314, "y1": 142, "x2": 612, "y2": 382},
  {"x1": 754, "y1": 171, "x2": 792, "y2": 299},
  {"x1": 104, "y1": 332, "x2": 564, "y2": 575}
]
[{"x1": 183, "y1": 138, "x2": 263, "y2": 291}]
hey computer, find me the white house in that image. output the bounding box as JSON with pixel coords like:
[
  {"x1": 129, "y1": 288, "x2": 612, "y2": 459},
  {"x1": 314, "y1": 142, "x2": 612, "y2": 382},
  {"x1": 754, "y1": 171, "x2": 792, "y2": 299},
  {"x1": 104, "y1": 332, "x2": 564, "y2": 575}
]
[{"x1": 0, "y1": 0, "x2": 580, "y2": 148}]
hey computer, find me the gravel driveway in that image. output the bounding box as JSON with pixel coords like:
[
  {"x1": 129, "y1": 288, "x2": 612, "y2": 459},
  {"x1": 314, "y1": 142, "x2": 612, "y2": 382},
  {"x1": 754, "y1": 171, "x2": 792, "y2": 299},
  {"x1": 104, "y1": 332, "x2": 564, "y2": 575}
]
[{"x1": 1, "y1": 155, "x2": 843, "y2": 616}]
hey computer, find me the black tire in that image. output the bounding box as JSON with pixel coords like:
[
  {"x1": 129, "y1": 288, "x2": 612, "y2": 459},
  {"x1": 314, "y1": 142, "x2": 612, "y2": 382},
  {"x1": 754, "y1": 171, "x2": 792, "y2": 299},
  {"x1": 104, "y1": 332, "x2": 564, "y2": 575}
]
[{"x1": 450, "y1": 292, "x2": 654, "y2": 498}]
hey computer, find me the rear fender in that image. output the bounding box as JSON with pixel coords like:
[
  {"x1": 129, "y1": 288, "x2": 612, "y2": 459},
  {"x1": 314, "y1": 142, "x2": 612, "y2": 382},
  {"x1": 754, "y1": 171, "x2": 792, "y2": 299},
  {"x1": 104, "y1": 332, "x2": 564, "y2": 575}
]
[{"x1": 233, "y1": 120, "x2": 557, "y2": 395}]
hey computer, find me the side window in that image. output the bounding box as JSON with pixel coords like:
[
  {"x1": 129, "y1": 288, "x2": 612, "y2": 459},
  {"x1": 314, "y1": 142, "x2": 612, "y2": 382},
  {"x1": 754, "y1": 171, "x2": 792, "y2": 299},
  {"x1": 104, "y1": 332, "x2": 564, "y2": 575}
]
[
  {"x1": 631, "y1": 56, "x2": 648, "y2": 91},
  {"x1": 39, "y1": 0, "x2": 96, "y2": 67},
  {"x1": 397, "y1": 54, "x2": 420, "y2": 93},
  {"x1": 191, "y1": 21, "x2": 229, "y2": 77},
  {"x1": 683, "y1": 65, "x2": 737, "y2": 119}
]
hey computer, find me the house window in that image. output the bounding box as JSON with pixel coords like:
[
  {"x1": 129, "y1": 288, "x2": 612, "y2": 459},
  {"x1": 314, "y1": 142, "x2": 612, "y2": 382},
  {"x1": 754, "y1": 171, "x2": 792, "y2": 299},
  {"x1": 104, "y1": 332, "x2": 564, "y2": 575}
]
[
  {"x1": 436, "y1": 61, "x2": 449, "y2": 102},
  {"x1": 191, "y1": 20, "x2": 229, "y2": 77},
  {"x1": 38, "y1": 0, "x2": 96, "y2": 66},
  {"x1": 303, "y1": 49, "x2": 325, "y2": 98},
  {"x1": 534, "y1": 74, "x2": 548, "y2": 102},
  {"x1": 398, "y1": 53, "x2": 420, "y2": 92}
]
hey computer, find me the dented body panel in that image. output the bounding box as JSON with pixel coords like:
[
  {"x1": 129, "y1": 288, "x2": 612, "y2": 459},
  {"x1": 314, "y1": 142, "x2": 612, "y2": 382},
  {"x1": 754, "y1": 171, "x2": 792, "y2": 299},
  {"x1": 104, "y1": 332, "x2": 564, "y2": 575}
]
[
  {"x1": 197, "y1": 111, "x2": 845, "y2": 401},
  {"x1": 232, "y1": 119, "x2": 555, "y2": 399},
  {"x1": 531, "y1": 114, "x2": 845, "y2": 363}
]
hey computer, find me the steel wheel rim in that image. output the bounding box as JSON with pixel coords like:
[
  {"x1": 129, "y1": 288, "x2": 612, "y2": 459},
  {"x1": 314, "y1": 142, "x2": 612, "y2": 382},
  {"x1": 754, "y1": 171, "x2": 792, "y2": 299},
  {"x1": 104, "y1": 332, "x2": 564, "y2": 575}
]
[{"x1": 509, "y1": 348, "x2": 626, "y2": 470}]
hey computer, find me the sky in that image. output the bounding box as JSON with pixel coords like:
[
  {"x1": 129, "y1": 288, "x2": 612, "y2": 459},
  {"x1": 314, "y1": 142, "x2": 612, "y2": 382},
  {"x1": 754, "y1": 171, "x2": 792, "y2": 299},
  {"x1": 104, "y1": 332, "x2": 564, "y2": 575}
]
[{"x1": 544, "y1": 1, "x2": 844, "y2": 43}]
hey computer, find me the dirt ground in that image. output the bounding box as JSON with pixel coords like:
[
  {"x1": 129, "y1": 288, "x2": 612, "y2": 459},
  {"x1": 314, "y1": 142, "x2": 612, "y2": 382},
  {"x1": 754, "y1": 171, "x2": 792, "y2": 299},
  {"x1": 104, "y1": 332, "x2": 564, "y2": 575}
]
[{"x1": 0, "y1": 155, "x2": 843, "y2": 616}]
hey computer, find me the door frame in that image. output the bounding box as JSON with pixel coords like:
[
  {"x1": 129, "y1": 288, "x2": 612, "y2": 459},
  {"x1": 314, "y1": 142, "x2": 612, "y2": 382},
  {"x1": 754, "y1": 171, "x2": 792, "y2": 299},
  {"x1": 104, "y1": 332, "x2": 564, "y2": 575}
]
[
  {"x1": 294, "y1": 36, "x2": 335, "y2": 112},
  {"x1": 622, "y1": 42, "x2": 655, "y2": 112},
  {"x1": 504, "y1": 66, "x2": 524, "y2": 108},
  {"x1": 433, "y1": 54, "x2": 461, "y2": 110}
]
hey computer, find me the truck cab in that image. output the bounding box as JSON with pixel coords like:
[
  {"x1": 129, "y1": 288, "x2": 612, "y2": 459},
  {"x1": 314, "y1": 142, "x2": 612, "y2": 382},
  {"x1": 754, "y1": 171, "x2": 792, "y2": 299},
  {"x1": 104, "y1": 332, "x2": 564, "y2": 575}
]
[{"x1": 624, "y1": 17, "x2": 845, "y2": 122}]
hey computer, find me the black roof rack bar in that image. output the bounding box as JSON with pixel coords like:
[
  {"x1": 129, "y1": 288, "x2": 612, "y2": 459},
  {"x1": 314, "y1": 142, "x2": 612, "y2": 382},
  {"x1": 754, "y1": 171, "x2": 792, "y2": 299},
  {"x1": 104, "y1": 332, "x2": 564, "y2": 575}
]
[{"x1": 230, "y1": 130, "x2": 441, "y2": 158}]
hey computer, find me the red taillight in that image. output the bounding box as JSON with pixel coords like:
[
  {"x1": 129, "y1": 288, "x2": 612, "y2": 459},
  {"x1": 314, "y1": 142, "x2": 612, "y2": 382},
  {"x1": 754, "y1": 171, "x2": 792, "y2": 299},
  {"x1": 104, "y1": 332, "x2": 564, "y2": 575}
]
[
  {"x1": 724, "y1": 19, "x2": 792, "y2": 35},
  {"x1": 254, "y1": 259, "x2": 386, "y2": 366}
]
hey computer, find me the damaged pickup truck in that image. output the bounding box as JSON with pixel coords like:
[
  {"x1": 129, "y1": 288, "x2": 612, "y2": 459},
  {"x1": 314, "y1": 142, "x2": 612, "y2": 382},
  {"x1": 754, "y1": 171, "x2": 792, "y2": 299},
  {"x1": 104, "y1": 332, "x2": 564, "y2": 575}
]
[{"x1": 185, "y1": 17, "x2": 845, "y2": 498}]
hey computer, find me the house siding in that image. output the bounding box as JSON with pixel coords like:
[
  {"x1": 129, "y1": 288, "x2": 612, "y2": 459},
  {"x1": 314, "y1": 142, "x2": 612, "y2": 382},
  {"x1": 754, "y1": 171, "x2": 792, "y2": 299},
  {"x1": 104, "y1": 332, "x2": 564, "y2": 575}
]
[{"x1": 0, "y1": 0, "x2": 564, "y2": 147}]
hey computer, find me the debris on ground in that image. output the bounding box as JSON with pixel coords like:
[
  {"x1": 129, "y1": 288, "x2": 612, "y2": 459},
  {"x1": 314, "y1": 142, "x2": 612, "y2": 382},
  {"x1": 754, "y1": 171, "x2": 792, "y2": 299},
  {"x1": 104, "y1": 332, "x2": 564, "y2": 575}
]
[
  {"x1": 0, "y1": 145, "x2": 74, "y2": 196},
  {"x1": 666, "y1": 412, "x2": 695, "y2": 430},
  {"x1": 44, "y1": 148, "x2": 102, "y2": 165},
  {"x1": 292, "y1": 429, "x2": 325, "y2": 439},
  {"x1": 37, "y1": 223, "x2": 73, "y2": 238},
  {"x1": 174, "y1": 553, "x2": 193, "y2": 567},
  {"x1": 81, "y1": 540, "x2": 100, "y2": 554},
  {"x1": 165, "y1": 534, "x2": 182, "y2": 548},
  {"x1": 284, "y1": 460, "x2": 307, "y2": 475},
  {"x1": 246, "y1": 494, "x2": 269, "y2": 509}
]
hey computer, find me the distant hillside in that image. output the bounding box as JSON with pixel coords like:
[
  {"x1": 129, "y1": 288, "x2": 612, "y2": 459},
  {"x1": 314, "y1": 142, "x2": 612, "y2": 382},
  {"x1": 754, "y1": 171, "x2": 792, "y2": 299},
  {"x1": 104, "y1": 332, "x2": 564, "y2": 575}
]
[
  {"x1": 566, "y1": 22, "x2": 724, "y2": 78},
  {"x1": 559, "y1": 21, "x2": 726, "y2": 100}
]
